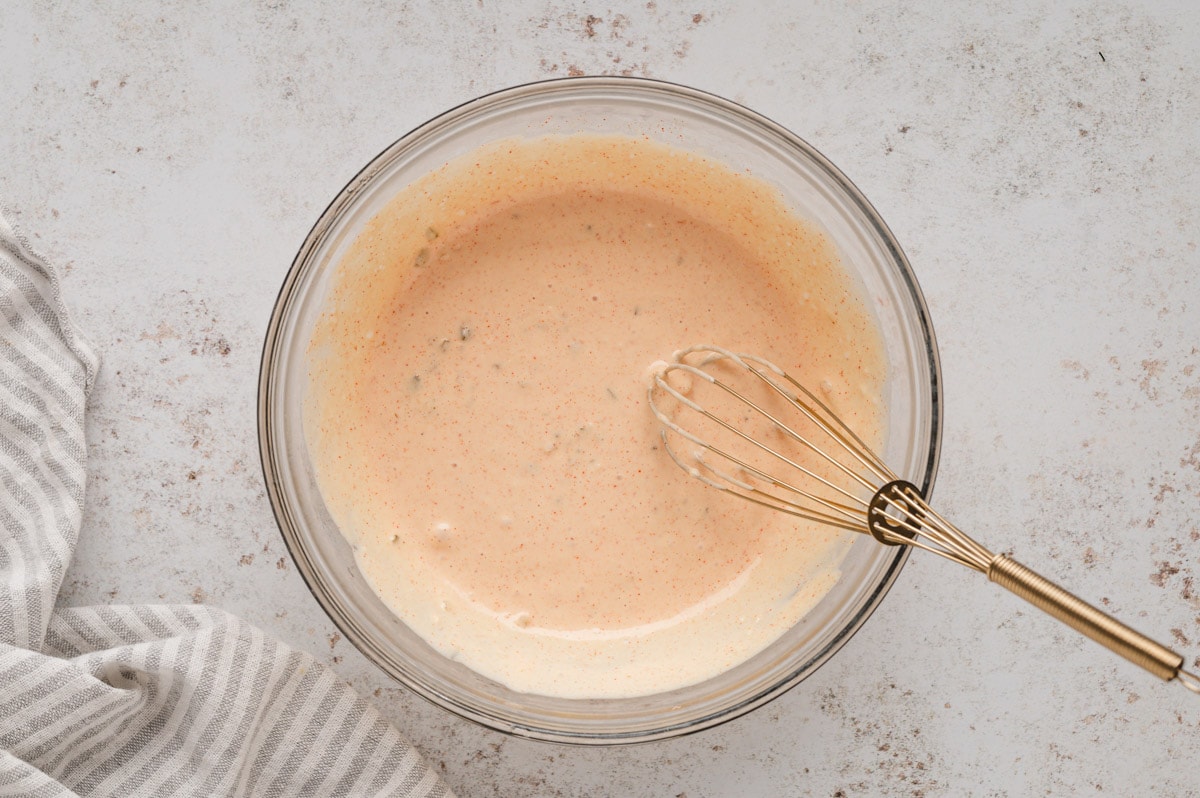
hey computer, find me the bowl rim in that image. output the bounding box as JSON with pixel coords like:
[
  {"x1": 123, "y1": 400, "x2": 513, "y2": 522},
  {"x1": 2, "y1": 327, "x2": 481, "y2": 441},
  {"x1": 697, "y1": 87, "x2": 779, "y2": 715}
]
[{"x1": 257, "y1": 74, "x2": 942, "y2": 744}]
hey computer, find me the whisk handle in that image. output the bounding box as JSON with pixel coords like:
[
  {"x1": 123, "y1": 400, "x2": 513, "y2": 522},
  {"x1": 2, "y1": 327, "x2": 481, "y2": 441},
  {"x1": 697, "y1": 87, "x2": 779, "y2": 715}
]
[{"x1": 987, "y1": 555, "x2": 1185, "y2": 682}]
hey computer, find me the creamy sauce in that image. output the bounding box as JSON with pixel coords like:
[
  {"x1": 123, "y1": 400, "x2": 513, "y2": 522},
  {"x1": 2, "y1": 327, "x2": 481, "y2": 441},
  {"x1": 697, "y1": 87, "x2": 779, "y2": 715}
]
[{"x1": 304, "y1": 135, "x2": 886, "y2": 698}]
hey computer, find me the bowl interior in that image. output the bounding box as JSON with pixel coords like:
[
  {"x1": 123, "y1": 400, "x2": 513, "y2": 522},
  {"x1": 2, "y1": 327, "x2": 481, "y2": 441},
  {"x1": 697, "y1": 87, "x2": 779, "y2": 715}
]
[{"x1": 259, "y1": 77, "x2": 940, "y2": 743}]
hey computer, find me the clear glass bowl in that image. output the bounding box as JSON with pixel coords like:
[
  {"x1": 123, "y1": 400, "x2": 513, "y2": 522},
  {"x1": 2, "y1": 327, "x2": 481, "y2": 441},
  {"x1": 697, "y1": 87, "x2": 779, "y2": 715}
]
[{"x1": 258, "y1": 77, "x2": 941, "y2": 744}]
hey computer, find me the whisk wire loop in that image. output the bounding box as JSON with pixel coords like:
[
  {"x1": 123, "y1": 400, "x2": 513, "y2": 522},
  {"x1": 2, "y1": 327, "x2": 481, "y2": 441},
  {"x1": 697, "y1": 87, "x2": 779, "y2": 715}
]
[
  {"x1": 650, "y1": 348, "x2": 896, "y2": 531},
  {"x1": 651, "y1": 361, "x2": 876, "y2": 530}
]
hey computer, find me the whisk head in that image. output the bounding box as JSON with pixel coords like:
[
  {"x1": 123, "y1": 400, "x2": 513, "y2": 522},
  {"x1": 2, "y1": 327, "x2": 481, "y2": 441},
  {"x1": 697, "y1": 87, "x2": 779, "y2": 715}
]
[
  {"x1": 648, "y1": 345, "x2": 993, "y2": 572},
  {"x1": 649, "y1": 347, "x2": 1200, "y2": 694}
]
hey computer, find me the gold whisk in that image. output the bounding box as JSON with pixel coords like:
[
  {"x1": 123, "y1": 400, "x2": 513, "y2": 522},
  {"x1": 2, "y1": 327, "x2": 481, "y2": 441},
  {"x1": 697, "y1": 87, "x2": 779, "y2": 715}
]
[{"x1": 648, "y1": 345, "x2": 1200, "y2": 695}]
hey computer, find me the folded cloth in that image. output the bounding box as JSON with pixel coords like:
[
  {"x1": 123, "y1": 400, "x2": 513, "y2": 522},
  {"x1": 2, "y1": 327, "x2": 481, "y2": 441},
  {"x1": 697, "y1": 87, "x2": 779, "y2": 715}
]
[{"x1": 0, "y1": 210, "x2": 453, "y2": 797}]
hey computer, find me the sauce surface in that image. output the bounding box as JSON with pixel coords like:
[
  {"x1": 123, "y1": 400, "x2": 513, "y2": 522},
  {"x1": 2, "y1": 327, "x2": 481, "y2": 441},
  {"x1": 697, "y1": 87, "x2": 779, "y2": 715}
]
[{"x1": 305, "y1": 135, "x2": 886, "y2": 697}]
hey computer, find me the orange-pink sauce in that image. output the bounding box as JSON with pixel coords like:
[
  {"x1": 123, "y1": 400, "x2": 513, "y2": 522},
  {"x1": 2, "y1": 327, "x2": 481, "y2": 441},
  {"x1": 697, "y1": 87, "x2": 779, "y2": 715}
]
[{"x1": 305, "y1": 135, "x2": 886, "y2": 697}]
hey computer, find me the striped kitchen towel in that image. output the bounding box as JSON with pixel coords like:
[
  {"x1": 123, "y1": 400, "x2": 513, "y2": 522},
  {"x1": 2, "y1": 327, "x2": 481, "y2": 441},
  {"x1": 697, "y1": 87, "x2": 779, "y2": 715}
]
[{"x1": 0, "y1": 209, "x2": 453, "y2": 798}]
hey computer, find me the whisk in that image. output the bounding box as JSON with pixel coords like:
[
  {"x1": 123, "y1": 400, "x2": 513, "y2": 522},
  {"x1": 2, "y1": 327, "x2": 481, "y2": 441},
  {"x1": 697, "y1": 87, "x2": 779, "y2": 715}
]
[{"x1": 648, "y1": 345, "x2": 1200, "y2": 695}]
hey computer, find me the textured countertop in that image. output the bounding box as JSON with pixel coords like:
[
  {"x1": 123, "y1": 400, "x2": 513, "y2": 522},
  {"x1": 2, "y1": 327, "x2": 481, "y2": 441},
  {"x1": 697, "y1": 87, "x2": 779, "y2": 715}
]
[{"x1": 3, "y1": 2, "x2": 1198, "y2": 795}]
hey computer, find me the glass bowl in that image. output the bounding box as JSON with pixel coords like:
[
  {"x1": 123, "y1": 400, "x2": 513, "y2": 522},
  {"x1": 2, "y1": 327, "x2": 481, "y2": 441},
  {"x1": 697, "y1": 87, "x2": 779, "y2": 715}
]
[{"x1": 258, "y1": 76, "x2": 941, "y2": 744}]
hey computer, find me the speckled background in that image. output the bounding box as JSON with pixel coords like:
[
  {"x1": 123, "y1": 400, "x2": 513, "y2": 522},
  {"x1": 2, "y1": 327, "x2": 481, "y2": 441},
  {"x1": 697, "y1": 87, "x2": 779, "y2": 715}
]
[{"x1": 3, "y1": 1, "x2": 1198, "y2": 795}]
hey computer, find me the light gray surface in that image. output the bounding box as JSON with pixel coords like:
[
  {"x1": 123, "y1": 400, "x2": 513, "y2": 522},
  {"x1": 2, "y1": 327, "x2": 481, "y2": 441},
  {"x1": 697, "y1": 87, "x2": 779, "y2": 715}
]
[{"x1": 3, "y1": 2, "x2": 1198, "y2": 795}]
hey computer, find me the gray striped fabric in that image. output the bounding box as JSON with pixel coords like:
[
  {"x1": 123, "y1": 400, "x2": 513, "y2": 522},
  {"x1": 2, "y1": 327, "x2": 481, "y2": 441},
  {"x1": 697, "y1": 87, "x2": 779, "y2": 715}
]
[{"x1": 0, "y1": 211, "x2": 453, "y2": 798}]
